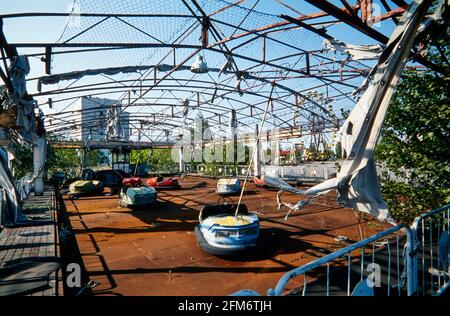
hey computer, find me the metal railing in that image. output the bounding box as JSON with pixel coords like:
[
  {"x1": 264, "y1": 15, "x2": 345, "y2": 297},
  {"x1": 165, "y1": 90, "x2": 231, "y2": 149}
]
[
  {"x1": 267, "y1": 224, "x2": 413, "y2": 296},
  {"x1": 411, "y1": 204, "x2": 450, "y2": 296},
  {"x1": 232, "y1": 204, "x2": 450, "y2": 297}
]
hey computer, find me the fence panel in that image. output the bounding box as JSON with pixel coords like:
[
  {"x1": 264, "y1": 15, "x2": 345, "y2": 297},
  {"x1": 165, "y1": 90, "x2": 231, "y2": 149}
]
[{"x1": 411, "y1": 204, "x2": 450, "y2": 296}]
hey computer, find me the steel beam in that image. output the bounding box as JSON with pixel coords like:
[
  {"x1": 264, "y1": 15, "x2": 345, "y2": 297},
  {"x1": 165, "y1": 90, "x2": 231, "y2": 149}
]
[{"x1": 304, "y1": 0, "x2": 389, "y2": 43}]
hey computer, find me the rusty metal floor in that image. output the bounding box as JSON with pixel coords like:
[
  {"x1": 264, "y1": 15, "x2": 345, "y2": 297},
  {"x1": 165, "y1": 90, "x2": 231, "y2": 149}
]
[{"x1": 64, "y1": 176, "x2": 388, "y2": 296}]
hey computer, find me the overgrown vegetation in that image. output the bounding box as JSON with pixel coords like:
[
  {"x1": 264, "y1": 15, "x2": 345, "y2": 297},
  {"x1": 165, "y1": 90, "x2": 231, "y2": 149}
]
[
  {"x1": 12, "y1": 143, "x2": 107, "y2": 180},
  {"x1": 375, "y1": 52, "x2": 450, "y2": 223},
  {"x1": 130, "y1": 148, "x2": 177, "y2": 174}
]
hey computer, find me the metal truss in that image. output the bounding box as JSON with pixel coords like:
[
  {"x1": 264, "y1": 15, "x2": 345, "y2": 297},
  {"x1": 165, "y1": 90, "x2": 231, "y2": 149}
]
[{"x1": 0, "y1": 0, "x2": 447, "y2": 144}]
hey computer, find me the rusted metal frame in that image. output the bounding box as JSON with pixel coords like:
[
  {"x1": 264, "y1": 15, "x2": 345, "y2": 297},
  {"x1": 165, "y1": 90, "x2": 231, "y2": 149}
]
[
  {"x1": 42, "y1": 84, "x2": 334, "y2": 132},
  {"x1": 256, "y1": 72, "x2": 362, "y2": 80},
  {"x1": 44, "y1": 46, "x2": 52, "y2": 74},
  {"x1": 187, "y1": 0, "x2": 240, "y2": 73},
  {"x1": 340, "y1": 0, "x2": 358, "y2": 16},
  {"x1": 221, "y1": 45, "x2": 359, "y2": 89},
  {"x1": 241, "y1": 45, "x2": 363, "y2": 76},
  {"x1": 212, "y1": 18, "x2": 312, "y2": 55},
  {"x1": 305, "y1": 0, "x2": 447, "y2": 75},
  {"x1": 280, "y1": 14, "x2": 334, "y2": 40},
  {"x1": 262, "y1": 34, "x2": 266, "y2": 64},
  {"x1": 222, "y1": 20, "x2": 364, "y2": 75},
  {"x1": 47, "y1": 120, "x2": 176, "y2": 139},
  {"x1": 155, "y1": 0, "x2": 237, "y2": 78},
  {"x1": 275, "y1": 0, "x2": 305, "y2": 17},
  {"x1": 359, "y1": 0, "x2": 372, "y2": 23},
  {"x1": 220, "y1": 72, "x2": 345, "y2": 126},
  {"x1": 47, "y1": 107, "x2": 201, "y2": 126},
  {"x1": 217, "y1": 75, "x2": 342, "y2": 126},
  {"x1": 129, "y1": 50, "x2": 203, "y2": 113},
  {"x1": 104, "y1": 76, "x2": 327, "y2": 130},
  {"x1": 47, "y1": 110, "x2": 196, "y2": 131},
  {"x1": 228, "y1": 35, "x2": 360, "y2": 90},
  {"x1": 209, "y1": 4, "x2": 357, "y2": 50},
  {"x1": 372, "y1": 7, "x2": 405, "y2": 24},
  {"x1": 379, "y1": 0, "x2": 400, "y2": 24},
  {"x1": 49, "y1": 108, "x2": 254, "y2": 135},
  {"x1": 47, "y1": 104, "x2": 249, "y2": 134},
  {"x1": 206, "y1": 0, "x2": 247, "y2": 17},
  {"x1": 37, "y1": 83, "x2": 248, "y2": 110},
  {"x1": 228, "y1": 0, "x2": 261, "y2": 39},
  {"x1": 9, "y1": 42, "x2": 205, "y2": 49},
  {"x1": 229, "y1": 33, "x2": 261, "y2": 52},
  {"x1": 298, "y1": 58, "x2": 344, "y2": 74},
  {"x1": 44, "y1": 85, "x2": 262, "y2": 121},
  {"x1": 0, "y1": 18, "x2": 16, "y2": 91},
  {"x1": 243, "y1": 83, "x2": 338, "y2": 127},
  {"x1": 201, "y1": 16, "x2": 210, "y2": 48},
  {"x1": 117, "y1": 19, "x2": 201, "y2": 110},
  {"x1": 62, "y1": 16, "x2": 111, "y2": 44},
  {"x1": 0, "y1": 46, "x2": 147, "y2": 61},
  {"x1": 114, "y1": 16, "x2": 165, "y2": 45},
  {"x1": 304, "y1": 0, "x2": 389, "y2": 43},
  {"x1": 305, "y1": 52, "x2": 311, "y2": 76},
  {"x1": 36, "y1": 64, "x2": 357, "y2": 127},
  {"x1": 0, "y1": 13, "x2": 196, "y2": 19},
  {"x1": 113, "y1": 1, "x2": 232, "y2": 111},
  {"x1": 32, "y1": 81, "x2": 238, "y2": 97},
  {"x1": 255, "y1": 51, "x2": 305, "y2": 66}
]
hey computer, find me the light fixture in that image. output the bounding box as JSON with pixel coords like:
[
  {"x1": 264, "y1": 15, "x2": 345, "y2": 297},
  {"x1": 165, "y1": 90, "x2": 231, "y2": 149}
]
[{"x1": 191, "y1": 55, "x2": 208, "y2": 74}]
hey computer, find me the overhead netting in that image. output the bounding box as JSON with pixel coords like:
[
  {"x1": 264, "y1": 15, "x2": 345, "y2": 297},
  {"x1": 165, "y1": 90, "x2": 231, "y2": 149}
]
[{"x1": 43, "y1": 0, "x2": 369, "y2": 142}]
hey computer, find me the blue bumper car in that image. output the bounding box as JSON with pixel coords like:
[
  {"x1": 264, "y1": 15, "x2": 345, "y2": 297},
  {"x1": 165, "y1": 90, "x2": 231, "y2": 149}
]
[
  {"x1": 216, "y1": 178, "x2": 241, "y2": 196},
  {"x1": 195, "y1": 203, "x2": 259, "y2": 256}
]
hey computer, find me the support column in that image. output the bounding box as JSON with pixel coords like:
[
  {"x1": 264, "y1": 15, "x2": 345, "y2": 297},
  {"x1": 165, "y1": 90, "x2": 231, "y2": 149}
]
[
  {"x1": 253, "y1": 124, "x2": 261, "y2": 177},
  {"x1": 179, "y1": 146, "x2": 185, "y2": 174},
  {"x1": 33, "y1": 137, "x2": 45, "y2": 196},
  {"x1": 274, "y1": 140, "x2": 280, "y2": 166}
]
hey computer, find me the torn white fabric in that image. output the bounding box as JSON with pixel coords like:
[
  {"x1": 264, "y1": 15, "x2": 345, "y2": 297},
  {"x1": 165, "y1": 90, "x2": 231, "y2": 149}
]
[
  {"x1": 323, "y1": 39, "x2": 383, "y2": 60},
  {"x1": 0, "y1": 148, "x2": 27, "y2": 224},
  {"x1": 9, "y1": 55, "x2": 30, "y2": 97},
  {"x1": 105, "y1": 106, "x2": 125, "y2": 141}
]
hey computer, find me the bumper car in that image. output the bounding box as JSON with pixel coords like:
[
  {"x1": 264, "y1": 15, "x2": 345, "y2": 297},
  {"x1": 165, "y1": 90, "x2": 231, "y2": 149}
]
[
  {"x1": 122, "y1": 177, "x2": 142, "y2": 187},
  {"x1": 195, "y1": 203, "x2": 259, "y2": 256},
  {"x1": 216, "y1": 178, "x2": 241, "y2": 195},
  {"x1": 119, "y1": 177, "x2": 157, "y2": 208},
  {"x1": 119, "y1": 187, "x2": 157, "y2": 208},
  {"x1": 253, "y1": 176, "x2": 267, "y2": 187},
  {"x1": 146, "y1": 176, "x2": 181, "y2": 189},
  {"x1": 68, "y1": 180, "x2": 103, "y2": 197}
]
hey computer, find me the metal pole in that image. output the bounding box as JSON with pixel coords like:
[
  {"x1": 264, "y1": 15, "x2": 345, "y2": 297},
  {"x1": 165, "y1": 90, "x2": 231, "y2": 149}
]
[{"x1": 33, "y1": 137, "x2": 46, "y2": 196}]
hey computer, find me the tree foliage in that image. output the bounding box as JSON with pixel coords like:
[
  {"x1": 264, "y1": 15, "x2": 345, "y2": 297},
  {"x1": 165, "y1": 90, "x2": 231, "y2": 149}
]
[
  {"x1": 375, "y1": 65, "x2": 450, "y2": 223},
  {"x1": 130, "y1": 148, "x2": 177, "y2": 174}
]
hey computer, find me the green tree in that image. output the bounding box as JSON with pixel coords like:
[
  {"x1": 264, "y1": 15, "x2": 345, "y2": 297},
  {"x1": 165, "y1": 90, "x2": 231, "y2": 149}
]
[
  {"x1": 375, "y1": 65, "x2": 450, "y2": 223},
  {"x1": 131, "y1": 148, "x2": 177, "y2": 174},
  {"x1": 11, "y1": 144, "x2": 33, "y2": 179},
  {"x1": 47, "y1": 147, "x2": 80, "y2": 178}
]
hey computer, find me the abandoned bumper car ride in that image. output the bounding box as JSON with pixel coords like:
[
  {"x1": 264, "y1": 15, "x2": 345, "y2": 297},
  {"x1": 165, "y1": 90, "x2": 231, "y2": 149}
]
[
  {"x1": 119, "y1": 177, "x2": 157, "y2": 208},
  {"x1": 195, "y1": 203, "x2": 260, "y2": 256}
]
